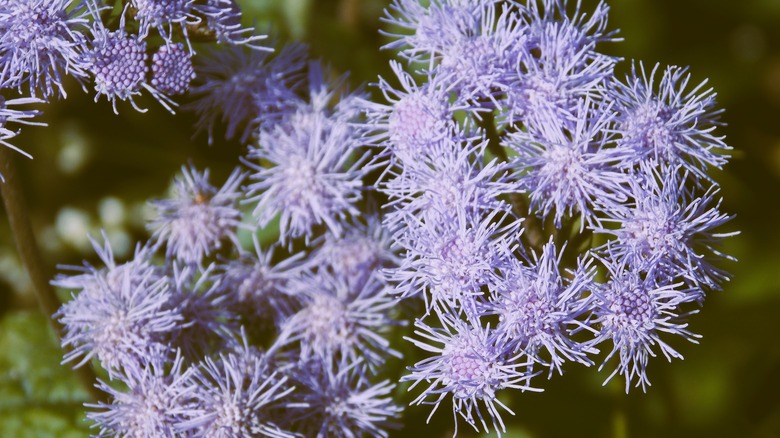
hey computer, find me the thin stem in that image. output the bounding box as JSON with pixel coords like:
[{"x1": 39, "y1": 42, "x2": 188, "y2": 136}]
[{"x1": 0, "y1": 147, "x2": 104, "y2": 402}]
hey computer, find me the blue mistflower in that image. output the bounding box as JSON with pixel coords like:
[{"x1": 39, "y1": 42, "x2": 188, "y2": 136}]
[
  {"x1": 86, "y1": 23, "x2": 175, "y2": 113},
  {"x1": 244, "y1": 110, "x2": 370, "y2": 243},
  {"x1": 358, "y1": 60, "x2": 458, "y2": 164},
  {"x1": 275, "y1": 272, "x2": 401, "y2": 371},
  {"x1": 284, "y1": 356, "x2": 402, "y2": 438},
  {"x1": 489, "y1": 241, "x2": 596, "y2": 376},
  {"x1": 590, "y1": 263, "x2": 701, "y2": 392},
  {"x1": 187, "y1": 43, "x2": 308, "y2": 143},
  {"x1": 151, "y1": 43, "x2": 196, "y2": 95},
  {"x1": 54, "y1": 235, "x2": 181, "y2": 373},
  {"x1": 404, "y1": 316, "x2": 541, "y2": 436},
  {"x1": 610, "y1": 62, "x2": 729, "y2": 178},
  {"x1": 149, "y1": 165, "x2": 244, "y2": 266},
  {"x1": 87, "y1": 351, "x2": 199, "y2": 437},
  {"x1": 596, "y1": 163, "x2": 736, "y2": 290},
  {"x1": 0, "y1": 0, "x2": 92, "y2": 99},
  {"x1": 182, "y1": 333, "x2": 294, "y2": 437},
  {"x1": 507, "y1": 98, "x2": 628, "y2": 228}
]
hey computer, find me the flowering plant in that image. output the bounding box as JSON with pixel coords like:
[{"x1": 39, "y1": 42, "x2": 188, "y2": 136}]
[{"x1": 0, "y1": 0, "x2": 738, "y2": 436}]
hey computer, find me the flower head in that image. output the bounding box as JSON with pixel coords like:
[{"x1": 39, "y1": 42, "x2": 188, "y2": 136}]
[{"x1": 149, "y1": 165, "x2": 244, "y2": 266}]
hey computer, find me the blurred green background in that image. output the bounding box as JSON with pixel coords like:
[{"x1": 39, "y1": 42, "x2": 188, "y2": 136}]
[{"x1": 1, "y1": 0, "x2": 779, "y2": 436}]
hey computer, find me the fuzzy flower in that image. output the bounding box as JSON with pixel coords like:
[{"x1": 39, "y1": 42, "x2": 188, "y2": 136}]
[
  {"x1": 150, "y1": 43, "x2": 196, "y2": 95},
  {"x1": 53, "y1": 235, "x2": 180, "y2": 373},
  {"x1": 187, "y1": 43, "x2": 307, "y2": 143},
  {"x1": 181, "y1": 333, "x2": 294, "y2": 437},
  {"x1": 244, "y1": 110, "x2": 370, "y2": 243},
  {"x1": 610, "y1": 62, "x2": 729, "y2": 177},
  {"x1": 388, "y1": 209, "x2": 518, "y2": 318},
  {"x1": 284, "y1": 357, "x2": 402, "y2": 438},
  {"x1": 404, "y1": 316, "x2": 541, "y2": 436},
  {"x1": 130, "y1": 0, "x2": 197, "y2": 43},
  {"x1": 595, "y1": 163, "x2": 736, "y2": 290},
  {"x1": 489, "y1": 242, "x2": 596, "y2": 376},
  {"x1": 0, "y1": 0, "x2": 92, "y2": 99},
  {"x1": 507, "y1": 98, "x2": 627, "y2": 228},
  {"x1": 149, "y1": 165, "x2": 244, "y2": 266},
  {"x1": 275, "y1": 271, "x2": 401, "y2": 371},
  {"x1": 381, "y1": 139, "x2": 514, "y2": 232},
  {"x1": 217, "y1": 236, "x2": 304, "y2": 329},
  {"x1": 87, "y1": 351, "x2": 199, "y2": 437},
  {"x1": 358, "y1": 60, "x2": 458, "y2": 163},
  {"x1": 307, "y1": 216, "x2": 398, "y2": 291},
  {"x1": 590, "y1": 263, "x2": 701, "y2": 392},
  {"x1": 164, "y1": 264, "x2": 239, "y2": 359}
]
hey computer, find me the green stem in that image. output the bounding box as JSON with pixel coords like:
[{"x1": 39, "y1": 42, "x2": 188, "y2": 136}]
[{"x1": 0, "y1": 147, "x2": 104, "y2": 402}]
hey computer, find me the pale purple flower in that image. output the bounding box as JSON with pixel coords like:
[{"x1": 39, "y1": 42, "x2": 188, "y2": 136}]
[
  {"x1": 86, "y1": 21, "x2": 175, "y2": 114},
  {"x1": 590, "y1": 263, "x2": 701, "y2": 392},
  {"x1": 284, "y1": 356, "x2": 402, "y2": 438},
  {"x1": 404, "y1": 316, "x2": 541, "y2": 436},
  {"x1": 87, "y1": 351, "x2": 199, "y2": 437},
  {"x1": 610, "y1": 62, "x2": 729, "y2": 177},
  {"x1": 0, "y1": 0, "x2": 92, "y2": 99},
  {"x1": 595, "y1": 163, "x2": 736, "y2": 290},
  {"x1": 507, "y1": 98, "x2": 627, "y2": 229},
  {"x1": 244, "y1": 110, "x2": 370, "y2": 243},
  {"x1": 181, "y1": 333, "x2": 294, "y2": 438},
  {"x1": 130, "y1": 0, "x2": 197, "y2": 43},
  {"x1": 53, "y1": 235, "x2": 180, "y2": 372},
  {"x1": 489, "y1": 241, "x2": 597, "y2": 376},
  {"x1": 149, "y1": 165, "x2": 244, "y2": 266},
  {"x1": 275, "y1": 271, "x2": 401, "y2": 371}
]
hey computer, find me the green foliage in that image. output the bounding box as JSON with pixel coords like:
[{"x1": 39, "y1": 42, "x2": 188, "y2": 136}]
[{"x1": 0, "y1": 312, "x2": 90, "y2": 437}]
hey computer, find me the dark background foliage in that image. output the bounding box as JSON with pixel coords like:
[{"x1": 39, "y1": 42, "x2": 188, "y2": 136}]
[{"x1": 1, "y1": 0, "x2": 778, "y2": 436}]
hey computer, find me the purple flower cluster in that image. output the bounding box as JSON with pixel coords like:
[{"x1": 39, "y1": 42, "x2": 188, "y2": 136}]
[
  {"x1": 54, "y1": 48, "x2": 404, "y2": 436},
  {"x1": 359, "y1": 0, "x2": 735, "y2": 434},
  {"x1": 48, "y1": 0, "x2": 736, "y2": 436},
  {"x1": 0, "y1": 0, "x2": 263, "y2": 171}
]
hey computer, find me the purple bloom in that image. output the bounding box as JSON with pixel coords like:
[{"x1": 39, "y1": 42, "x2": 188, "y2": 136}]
[
  {"x1": 148, "y1": 165, "x2": 244, "y2": 266},
  {"x1": 404, "y1": 316, "x2": 540, "y2": 435},
  {"x1": 150, "y1": 43, "x2": 196, "y2": 95},
  {"x1": 131, "y1": 0, "x2": 196, "y2": 43},
  {"x1": 358, "y1": 60, "x2": 458, "y2": 164},
  {"x1": 507, "y1": 98, "x2": 627, "y2": 229},
  {"x1": 86, "y1": 21, "x2": 175, "y2": 113},
  {"x1": 187, "y1": 43, "x2": 307, "y2": 143},
  {"x1": 275, "y1": 271, "x2": 401, "y2": 371},
  {"x1": 0, "y1": 0, "x2": 92, "y2": 99},
  {"x1": 53, "y1": 235, "x2": 180, "y2": 372},
  {"x1": 217, "y1": 235, "x2": 304, "y2": 329},
  {"x1": 609, "y1": 62, "x2": 729, "y2": 177},
  {"x1": 590, "y1": 263, "x2": 701, "y2": 392},
  {"x1": 284, "y1": 356, "x2": 402, "y2": 438},
  {"x1": 87, "y1": 351, "x2": 199, "y2": 437},
  {"x1": 244, "y1": 110, "x2": 370, "y2": 243},
  {"x1": 595, "y1": 163, "x2": 736, "y2": 290},
  {"x1": 489, "y1": 241, "x2": 597, "y2": 376},
  {"x1": 181, "y1": 332, "x2": 294, "y2": 437},
  {"x1": 307, "y1": 216, "x2": 398, "y2": 291}
]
